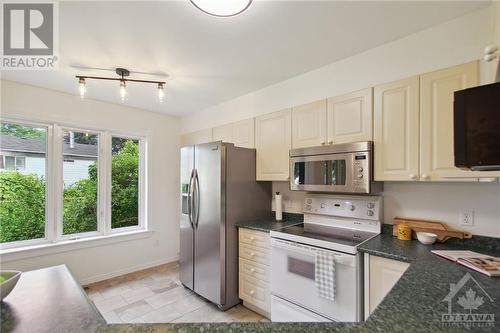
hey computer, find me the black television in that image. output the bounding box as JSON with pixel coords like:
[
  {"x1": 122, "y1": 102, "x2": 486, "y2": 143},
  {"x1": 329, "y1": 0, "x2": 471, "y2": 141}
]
[{"x1": 454, "y1": 81, "x2": 500, "y2": 171}]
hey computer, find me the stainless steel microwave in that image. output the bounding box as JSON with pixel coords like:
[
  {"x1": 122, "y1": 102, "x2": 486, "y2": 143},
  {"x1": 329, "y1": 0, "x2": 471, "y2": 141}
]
[{"x1": 289, "y1": 141, "x2": 382, "y2": 194}]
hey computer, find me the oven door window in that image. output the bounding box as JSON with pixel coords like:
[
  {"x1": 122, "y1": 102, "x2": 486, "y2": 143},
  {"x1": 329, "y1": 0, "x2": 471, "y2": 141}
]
[
  {"x1": 287, "y1": 257, "x2": 315, "y2": 280},
  {"x1": 293, "y1": 160, "x2": 347, "y2": 186}
]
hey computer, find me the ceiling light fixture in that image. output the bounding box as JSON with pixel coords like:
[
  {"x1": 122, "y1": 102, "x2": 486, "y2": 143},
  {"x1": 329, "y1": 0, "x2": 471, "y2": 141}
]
[
  {"x1": 157, "y1": 83, "x2": 165, "y2": 103},
  {"x1": 75, "y1": 68, "x2": 166, "y2": 103},
  {"x1": 190, "y1": 0, "x2": 252, "y2": 17},
  {"x1": 119, "y1": 80, "x2": 127, "y2": 103},
  {"x1": 78, "y1": 77, "x2": 86, "y2": 99}
]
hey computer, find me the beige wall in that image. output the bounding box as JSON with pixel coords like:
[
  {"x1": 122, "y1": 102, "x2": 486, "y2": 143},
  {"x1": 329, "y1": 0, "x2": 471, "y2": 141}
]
[{"x1": 0, "y1": 80, "x2": 181, "y2": 284}]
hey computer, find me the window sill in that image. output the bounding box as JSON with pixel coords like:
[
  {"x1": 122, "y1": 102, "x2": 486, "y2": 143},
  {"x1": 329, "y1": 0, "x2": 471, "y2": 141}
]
[{"x1": 0, "y1": 229, "x2": 154, "y2": 263}]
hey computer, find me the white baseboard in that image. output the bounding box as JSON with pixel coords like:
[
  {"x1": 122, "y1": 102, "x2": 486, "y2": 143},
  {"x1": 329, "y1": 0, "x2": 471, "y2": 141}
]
[{"x1": 80, "y1": 255, "x2": 179, "y2": 286}]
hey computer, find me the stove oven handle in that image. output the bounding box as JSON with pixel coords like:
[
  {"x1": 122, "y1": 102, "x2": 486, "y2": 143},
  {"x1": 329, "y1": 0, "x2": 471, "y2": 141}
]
[{"x1": 271, "y1": 239, "x2": 355, "y2": 266}]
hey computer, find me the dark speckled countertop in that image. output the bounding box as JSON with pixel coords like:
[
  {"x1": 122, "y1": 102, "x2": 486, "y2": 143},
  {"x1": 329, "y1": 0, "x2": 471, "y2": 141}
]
[
  {"x1": 235, "y1": 212, "x2": 303, "y2": 232},
  {"x1": 4, "y1": 226, "x2": 500, "y2": 333}
]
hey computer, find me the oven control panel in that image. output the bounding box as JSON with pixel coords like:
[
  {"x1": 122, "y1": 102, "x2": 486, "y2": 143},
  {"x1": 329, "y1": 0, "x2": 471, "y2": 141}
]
[{"x1": 303, "y1": 194, "x2": 382, "y2": 221}]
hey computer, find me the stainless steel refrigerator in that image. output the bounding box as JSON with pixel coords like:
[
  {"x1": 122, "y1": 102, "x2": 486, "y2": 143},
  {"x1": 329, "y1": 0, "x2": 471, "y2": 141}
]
[{"x1": 179, "y1": 141, "x2": 271, "y2": 310}]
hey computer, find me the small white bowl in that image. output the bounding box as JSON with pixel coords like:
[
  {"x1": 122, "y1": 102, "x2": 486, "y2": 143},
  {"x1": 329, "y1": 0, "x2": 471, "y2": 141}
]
[
  {"x1": 416, "y1": 232, "x2": 437, "y2": 245},
  {"x1": 0, "y1": 271, "x2": 22, "y2": 301}
]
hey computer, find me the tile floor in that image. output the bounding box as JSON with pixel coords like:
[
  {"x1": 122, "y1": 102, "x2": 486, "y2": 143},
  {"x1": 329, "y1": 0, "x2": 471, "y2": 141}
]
[{"x1": 84, "y1": 262, "x2": 267, "y2": 323}]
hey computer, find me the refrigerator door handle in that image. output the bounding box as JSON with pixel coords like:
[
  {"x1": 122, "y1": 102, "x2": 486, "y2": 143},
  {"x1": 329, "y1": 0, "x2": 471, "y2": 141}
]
[
  {"x1": 187, "y1": 169, "x2": 195, "y2": 228},
  {"x1": 194, "y1": 169, "x2": 200, "y2": 228}
]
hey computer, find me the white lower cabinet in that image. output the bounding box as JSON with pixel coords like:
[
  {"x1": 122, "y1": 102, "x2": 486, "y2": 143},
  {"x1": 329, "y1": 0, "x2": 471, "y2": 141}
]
[
  {"x1": 364, "y1": 254, "x2": 410, "y2": 319},
  {"x1": 238, "y1": 228, "x2": 271, "y2": 318}
]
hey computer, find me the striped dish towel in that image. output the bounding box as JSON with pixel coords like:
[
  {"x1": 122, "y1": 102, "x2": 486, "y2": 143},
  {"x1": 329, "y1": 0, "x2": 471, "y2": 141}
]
[{"x1": 315, "y1": 250, "x2": 336, "y2": 301}]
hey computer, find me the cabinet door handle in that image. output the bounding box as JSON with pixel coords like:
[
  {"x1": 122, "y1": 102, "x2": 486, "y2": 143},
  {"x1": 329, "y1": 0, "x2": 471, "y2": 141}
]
[
  {"x1": 328, "y1": 141, "x2": 333, "y2": 144},
  {"x1": 321, "y1": 141, "x2": 326, "y2": 145},
  {"x1": 250, "y1": 290, "x2": 255, "y2": 295},
  {"x1": 250, "y1": 236, "x2": 255, "y2": 241},
  {"x1": 409, "y1": 174, "x2": 418, "y2": 180},
  {"x1": 422, "y1": 174, "x2": 430, "y2": 180},
  {"x1": 250, "y1": 252, "x2": 255, "y2": 257},
  {"x1": 250, "y1": 268, "x2": 255, "y2": 273}
]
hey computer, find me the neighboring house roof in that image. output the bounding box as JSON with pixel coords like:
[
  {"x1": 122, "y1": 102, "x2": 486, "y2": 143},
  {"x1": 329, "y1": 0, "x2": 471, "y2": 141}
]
[{"x1": 0, "y1": 135, "x2": 98, "y2": 158}]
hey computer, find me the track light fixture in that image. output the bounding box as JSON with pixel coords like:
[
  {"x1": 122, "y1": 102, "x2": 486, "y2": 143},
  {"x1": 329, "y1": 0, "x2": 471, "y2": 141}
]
[
  {"x1": 76, "y1": 68, "x2": 167, "y2": 103},
  {"x1": 78, "y1": 77, "x2": 86, "y2": 99}
]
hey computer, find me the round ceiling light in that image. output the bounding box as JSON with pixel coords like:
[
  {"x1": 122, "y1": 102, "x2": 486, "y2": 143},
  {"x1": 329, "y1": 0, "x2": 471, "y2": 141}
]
[{"x1": 190, "y1": 0, "x2": 252, "y2": 17}]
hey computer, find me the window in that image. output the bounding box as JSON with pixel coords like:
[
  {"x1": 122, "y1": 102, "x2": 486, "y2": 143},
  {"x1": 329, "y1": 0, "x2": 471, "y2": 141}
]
[
  {"x1": 111, "y1": 137, "x2": 140, "y2": 229},
  {"x1": 0, "y1": 120, "x2": 146, "y2": 249},
  {"x1": 0, "y1": 122, "x2": 47, "y2": 244},
  {"x1": 62, "y1": 130, "x2": 99, "y2": 235},
  {"x1": 15, "y1": 156, "x2": 26, "y2": 171},
  {"x1": 3, "y1": 155, "x2": 27, "y2": 171}
]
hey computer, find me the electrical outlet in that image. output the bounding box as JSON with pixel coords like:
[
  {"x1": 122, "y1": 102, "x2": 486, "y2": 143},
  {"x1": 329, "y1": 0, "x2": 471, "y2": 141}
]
[{"x1": 460, "y1": 209, "x2": 475, "y2": 226}]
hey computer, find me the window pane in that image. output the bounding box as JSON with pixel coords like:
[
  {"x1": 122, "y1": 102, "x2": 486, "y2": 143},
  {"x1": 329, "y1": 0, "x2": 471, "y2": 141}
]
[
  {"x1": 16, "y1": 157, "x2": 26, "y2": 170},
  {"x1": 111, "y1": 137, "x2": 139, "y2": 229},
  {"x1": 0, "y1": 122, "x2": 47, "y2": 243},
  {"x1": 4, "y1": 156, "x2": 15, "y2": 170},
  {"x1": 63, "y1": 130, "x2": 99, "y2": 235}
]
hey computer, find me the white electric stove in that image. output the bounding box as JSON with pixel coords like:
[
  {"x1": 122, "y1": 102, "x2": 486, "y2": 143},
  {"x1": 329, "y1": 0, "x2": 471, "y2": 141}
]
[{"x1": 269, "y1": 194, "x2": 382, "y2": 323}]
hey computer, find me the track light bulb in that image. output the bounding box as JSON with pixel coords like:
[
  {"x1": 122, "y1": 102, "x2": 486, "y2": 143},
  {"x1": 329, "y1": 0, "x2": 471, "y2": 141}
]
[
  {"x1": 119, "y1": 80, "x2": 127, "y2": 102},
  {"x1": 157, "y1": 83, "x2": 165, "y2": 103},
  {"x1": 78, "y1": 78, "x2": 86, "y2": 99}
]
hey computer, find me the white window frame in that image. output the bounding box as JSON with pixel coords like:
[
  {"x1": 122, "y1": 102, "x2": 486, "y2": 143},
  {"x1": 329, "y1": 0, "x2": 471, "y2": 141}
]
[
  {"x1": 0, "y1": 118, "x2": 147, "y2": 250},
  {"x1": 0, "y1": 119, "x2": 51, "y2": 249},
  {"x1": 107, "y1": 133, "x2": 147, "y2": 235},
  {"x1": 57, "y1": 125, "x2": 103, "y2": 241}
]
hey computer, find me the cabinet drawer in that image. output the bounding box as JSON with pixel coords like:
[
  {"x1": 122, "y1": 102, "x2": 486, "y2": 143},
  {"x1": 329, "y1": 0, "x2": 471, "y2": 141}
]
[
  {"x1": 239, "y1": 228, "x2": 270, "y2": 249},
  {"x1": 239, "y1": 243, "x2": 270, "y2": 266},
  {"x1": 239, "y1": 257, "x2": 270, "y2": 282},
  {"x1": 239, "y1": 273, "x2": 270, "y2": 312}
]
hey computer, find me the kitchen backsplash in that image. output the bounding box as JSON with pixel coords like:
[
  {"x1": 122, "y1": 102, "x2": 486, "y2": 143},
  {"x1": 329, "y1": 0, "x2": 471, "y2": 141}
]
[{"x1": 271, "y1": 181, "x2": 500, "y2": 237}]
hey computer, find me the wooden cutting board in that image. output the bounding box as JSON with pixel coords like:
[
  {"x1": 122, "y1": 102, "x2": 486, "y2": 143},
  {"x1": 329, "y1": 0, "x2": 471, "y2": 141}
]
[{"x1": 392, "y1": 217, "x2": 472, "y2": 242}]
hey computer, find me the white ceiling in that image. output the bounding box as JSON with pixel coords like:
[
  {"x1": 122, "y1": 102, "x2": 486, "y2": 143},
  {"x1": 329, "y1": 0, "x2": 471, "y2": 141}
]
[{"x1": 1, "y1": 1, "x2": 489, "y2": 116}]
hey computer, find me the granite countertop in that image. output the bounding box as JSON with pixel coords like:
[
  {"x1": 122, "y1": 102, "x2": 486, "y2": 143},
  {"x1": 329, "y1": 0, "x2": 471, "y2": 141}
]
[
  {"x1": 4, "y1": 228, "x2": 500, "y2": 333},
  {"x1": 0, "y1": 265, "x2": 106, "y2": 333},
  {"x1": 235, "y1": 212, "x2": 303, "y2": 232},
  {"x1": 356, "y1": 225, "x2": 500, "y2": 333}
]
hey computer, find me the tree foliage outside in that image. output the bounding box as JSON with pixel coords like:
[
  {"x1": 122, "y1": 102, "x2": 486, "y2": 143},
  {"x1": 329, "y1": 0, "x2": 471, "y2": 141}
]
[
  {"x1": 0, "y1": 172, "x2": 46, "y2": 242},
  {"x1": 0, "y1": 140, "x2": 140, "y2": 243},
  {"x1": 0, "y1": 123, "x2": 46, "y2": 139}
]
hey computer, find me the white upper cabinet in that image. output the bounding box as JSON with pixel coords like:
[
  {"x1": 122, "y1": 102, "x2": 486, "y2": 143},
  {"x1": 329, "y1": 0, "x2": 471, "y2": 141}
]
[
  {"x1": 212, "y1": 123, "x2": 233, "y2": 143},
  {"x1": 232, "y1": 118, "x2": 255, "y2": 148},
  {"x1": 327, "y1": 88, "x2": 373, "y2": 144},
  {"x1": 291, "y1": 100, "x2": 327, "y2": 149},
  {"x1": 181, "y1": 128, "x2": 213, "y2": 146},
  {"x1": 420, "y1": 61, "x2": 479, "y2": 181},
  {"x1": 255, "y1": 109, "x2": 292, "y2": 181},
  {"x1": 213, "y1": 118, "x2": 255, "y2": 148},
  {"x1": 374, "y1": 76, "x2": 420, "y2": 181}
]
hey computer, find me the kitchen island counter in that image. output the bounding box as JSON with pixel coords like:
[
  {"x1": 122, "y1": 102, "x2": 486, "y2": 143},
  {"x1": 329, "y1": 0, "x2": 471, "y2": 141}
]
[{"x1": 3, "y1": 227, "x2": 500, "y2": 333}]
